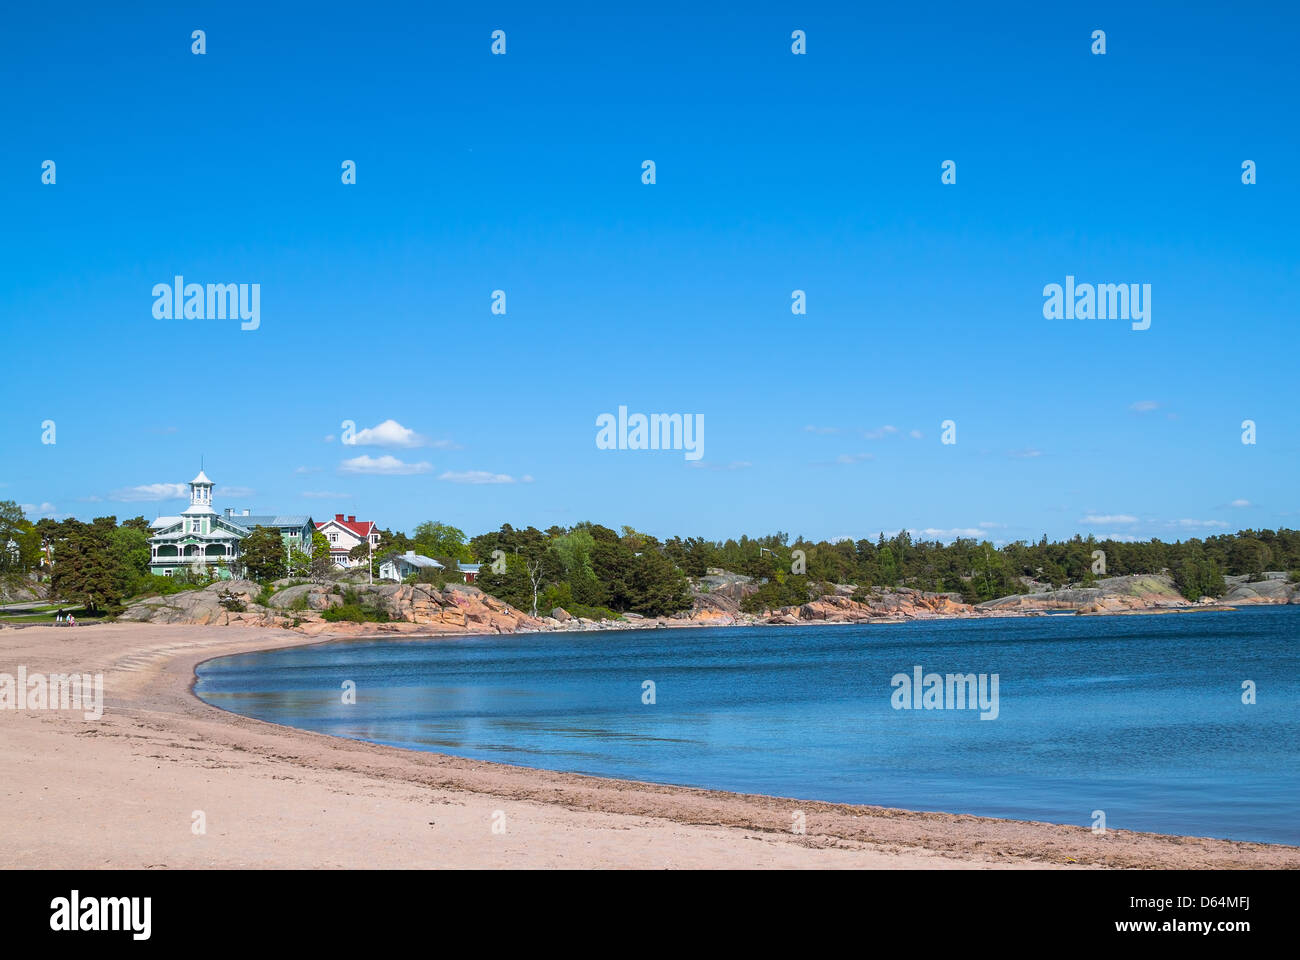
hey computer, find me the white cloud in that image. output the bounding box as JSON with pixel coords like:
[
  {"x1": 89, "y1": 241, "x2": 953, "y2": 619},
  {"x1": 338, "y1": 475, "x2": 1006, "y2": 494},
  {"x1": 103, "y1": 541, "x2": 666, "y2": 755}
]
[
  {"x1": 214, "y1": 485, "x2": 254, "y2": 499},
  {"x1": 108, "y1": 482, "x2": 188, "y2": 502},
  {"x1": 340, "y1": 455, "x2": 432, "y2": 476},
  {"x1": 919, "y1": 528, "x2": 985, "y2": 540},
  {"x1": 1130, "y1": 400, "x2": 1160, "y2": 412},
  {"x1": 1230, "y1": 499, "x2": 1251, "y2": 508},
  {"x1": 1096, "y1": 533, "x2": 1140, "y2": 543},
  {"x1": 1176, "y1": 519, "x2": 1229, "y2": 529},
  {"x1": 343, "y1": 419, "x2": 453, "y2": 449},
  {"x1": 862, "y1": 425, "x2": 899, "y2": 440},
  {"x1": 438, "y1": 470, "x2": 520, "y2": 484},
  {"x1": 1081, "y1": 514, "x2": 1138, "y2": 524},
  {"x1": 20, "y1": 502, "x2": 60, "y2": 519},
  {"x1": 295, "y1": 466, "x2": 322, "y2": 475},
  {"x1": 909, "y1": 429, "x2": 923, "y2": 439}
]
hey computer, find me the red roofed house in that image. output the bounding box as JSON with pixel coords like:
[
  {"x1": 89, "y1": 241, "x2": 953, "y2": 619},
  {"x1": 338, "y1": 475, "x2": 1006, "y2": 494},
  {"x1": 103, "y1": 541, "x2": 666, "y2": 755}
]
[{"x1": 315, "y1": 514, "x2": 380, "y2": 568}]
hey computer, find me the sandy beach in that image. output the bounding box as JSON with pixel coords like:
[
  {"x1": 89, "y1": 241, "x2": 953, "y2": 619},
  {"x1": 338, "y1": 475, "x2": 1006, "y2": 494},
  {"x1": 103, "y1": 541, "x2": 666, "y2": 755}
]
[{"x1": 1, "y1": 622, "x2": 1295, "y2": 869}]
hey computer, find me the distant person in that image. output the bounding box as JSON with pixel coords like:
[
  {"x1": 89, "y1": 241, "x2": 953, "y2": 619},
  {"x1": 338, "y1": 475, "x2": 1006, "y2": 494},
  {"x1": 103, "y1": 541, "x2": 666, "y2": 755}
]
[{"x1": 68, "y1": 614, "x2": 75, "y2": 627}]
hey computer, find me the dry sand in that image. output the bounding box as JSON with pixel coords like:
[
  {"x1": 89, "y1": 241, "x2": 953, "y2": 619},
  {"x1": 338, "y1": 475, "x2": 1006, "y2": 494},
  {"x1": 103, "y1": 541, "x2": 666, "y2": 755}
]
[{"x1": 1, "y1": 622, "x2": 1295, "y2": 869}]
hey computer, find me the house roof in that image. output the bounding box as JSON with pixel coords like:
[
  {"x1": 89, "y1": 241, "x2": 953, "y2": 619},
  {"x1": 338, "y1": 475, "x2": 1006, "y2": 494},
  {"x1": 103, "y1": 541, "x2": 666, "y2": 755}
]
[
  {"x1": 386, "y1": 551, "x2": 443, "y2": 569},
  {"x1": 228, "y1": 515, "x2": 313, "y2": 531},
  {"x1": 191, "y1": 470, "x2": 212, "y2": 485},
  {"x1": 316, "y1": 517, "x2": 375, "y2": 539}
]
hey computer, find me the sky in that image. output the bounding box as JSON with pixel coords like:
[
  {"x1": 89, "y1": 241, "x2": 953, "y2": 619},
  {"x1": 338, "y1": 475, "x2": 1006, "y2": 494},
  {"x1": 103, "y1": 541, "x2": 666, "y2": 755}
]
[{"x1": 1, "y1": 1, "x2": 1297, "y2": 546}]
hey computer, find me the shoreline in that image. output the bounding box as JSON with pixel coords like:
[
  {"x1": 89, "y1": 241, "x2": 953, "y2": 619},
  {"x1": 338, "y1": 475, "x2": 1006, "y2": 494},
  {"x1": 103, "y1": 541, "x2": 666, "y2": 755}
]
[{"x1": 2, "y1": 621, "x2": 1297, "y2": 869}]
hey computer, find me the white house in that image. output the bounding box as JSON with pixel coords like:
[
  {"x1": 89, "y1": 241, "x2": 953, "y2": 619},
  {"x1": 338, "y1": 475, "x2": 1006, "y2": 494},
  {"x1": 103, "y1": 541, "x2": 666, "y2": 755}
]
[
  {"x1": 379, "y1": 551, "x2": 443, "y2": 581},
  {"x1": 315, "y1": 513, "x2": 380, "y2": 568}
]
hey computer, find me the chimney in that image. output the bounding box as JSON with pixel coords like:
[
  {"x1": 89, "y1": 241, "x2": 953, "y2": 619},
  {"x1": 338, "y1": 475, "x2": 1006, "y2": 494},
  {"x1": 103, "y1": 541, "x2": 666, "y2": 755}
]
[
  {"x1": 347, "y1": 515, "x2": 356, "y2": 523},
  {"x1": 224, "y1": 508, "x2": 232, "y2": 518},
  {"x1": 335, "y1": 513, "x2": 344, "y2": 522}
]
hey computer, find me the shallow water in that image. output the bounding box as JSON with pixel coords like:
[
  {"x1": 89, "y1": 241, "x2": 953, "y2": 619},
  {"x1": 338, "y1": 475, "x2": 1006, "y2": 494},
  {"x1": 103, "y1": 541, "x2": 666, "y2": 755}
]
[{"x1": 195, "y1": 606, "x2": 1300, "y2": 844}]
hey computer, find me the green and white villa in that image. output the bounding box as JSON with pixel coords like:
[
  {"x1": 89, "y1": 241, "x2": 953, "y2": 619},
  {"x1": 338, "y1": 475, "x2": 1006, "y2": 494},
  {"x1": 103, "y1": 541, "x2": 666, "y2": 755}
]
[{"x1": 147, "y1": 470, "x2": 314, "y2": 578}]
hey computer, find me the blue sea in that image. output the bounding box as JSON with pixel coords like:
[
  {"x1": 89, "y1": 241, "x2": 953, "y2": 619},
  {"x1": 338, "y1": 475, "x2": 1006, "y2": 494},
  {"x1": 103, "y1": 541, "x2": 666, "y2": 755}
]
[{"x1": 194, "y1": 607, "x2": 1300, "y2": 844}]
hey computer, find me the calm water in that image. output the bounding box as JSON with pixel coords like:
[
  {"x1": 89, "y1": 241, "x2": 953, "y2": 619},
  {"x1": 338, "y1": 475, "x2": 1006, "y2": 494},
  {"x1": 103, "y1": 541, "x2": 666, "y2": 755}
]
[{"x1": 195, "y1": 607, "x2": 1300, "y2": 844}]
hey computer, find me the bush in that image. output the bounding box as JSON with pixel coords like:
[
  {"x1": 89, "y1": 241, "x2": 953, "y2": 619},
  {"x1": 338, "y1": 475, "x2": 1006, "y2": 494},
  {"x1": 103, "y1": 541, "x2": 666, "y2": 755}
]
[
  {"x1": 321, "y1": 604, "x2": 366, "y2": 623},
  {"x1": 740, "y1": 575, "x2": 813, "y2": 613},
  {"x1": 133, "y1": 574, "x2": 203, "y2": 598}
]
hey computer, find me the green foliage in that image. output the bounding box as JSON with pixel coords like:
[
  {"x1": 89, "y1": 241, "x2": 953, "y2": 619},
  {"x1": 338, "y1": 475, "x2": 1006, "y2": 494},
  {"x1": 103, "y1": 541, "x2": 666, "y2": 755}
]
[
  {"x1": 740, "y1": 575, "x2": 813, "y2": 613},
  {"x1": 241, "y1": 526, "x2": 287, "y2": 582},
  {"x1": 412, "y1": 521, "x2": 472, "y2": 563},
  {"x1": 1172, "y1": 555, "x2": 1227, "y2": 601},
  {"x1": 50, "y1": 519, "x2": 122, "y2": 612},
  {"x1": 322, "y1": 588, "x2": 389, "y2": 623},
  {"x1": 134, "y1": 573, "x2": 203, "y2": 597}
]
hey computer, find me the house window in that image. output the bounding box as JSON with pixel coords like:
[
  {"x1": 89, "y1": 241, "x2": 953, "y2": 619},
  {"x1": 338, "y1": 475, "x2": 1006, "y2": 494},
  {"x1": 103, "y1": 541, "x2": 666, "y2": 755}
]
[{"x1": 329, "y1": 533, "x2": 337, "y2": 543}]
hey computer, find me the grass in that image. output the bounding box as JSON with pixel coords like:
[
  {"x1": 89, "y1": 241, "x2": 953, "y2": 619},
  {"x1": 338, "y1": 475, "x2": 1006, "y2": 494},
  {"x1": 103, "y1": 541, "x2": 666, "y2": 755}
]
[{"x1": 0, "y1": 605, "x2": 111, "y2": 625}]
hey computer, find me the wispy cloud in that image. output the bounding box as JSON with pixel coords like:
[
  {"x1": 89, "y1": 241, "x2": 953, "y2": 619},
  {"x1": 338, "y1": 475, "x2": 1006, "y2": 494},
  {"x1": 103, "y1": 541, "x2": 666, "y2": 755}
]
[
  {"x1": 1175, "y1": 518, "x2": 1229, "y2": 529},
  {"x1": 295, "y1": 466, "x2": 322, "y2": 475},
  {"x1": 214, "y1": 485, "x2": 254, "y2": 499},
  {"x1": 107, "y1": 482, "x2": 188, "y2": 502},
  {"x1": 438, "y1": 470, "x2": 531, "y2": 484},
  {"x1": 1229, "y1": 499, "x2": 1252, "y2": 508},
  {"x1": 836, "y1": 453, "x2": 874, "y2": 464},
  {"x1": 803, "y1": 425, "x2": 839, "y2": 435},
  {"x1": 1081, "y1": 514, "x2": 1137, "y2": 524},
  {"x1": 1008, "y1": 448, "x2": 1042, "y2": 459},
  {"x1": 919, "y1": 527, "x2": 985, "y2": 540},
  {"x1": 339, "y1": 455, "x2": 432, "y2": 476},
  {"x1": 1129, "y1": 400, "x2": 1160, "y2": 412},
  {"x1": 688, "y1": 461, "x2": 752, "y2": 471},
  {"x1": 1096, "y1": 533, "x2": 1140, "y2": 543},
  {"x1": 302, "y1": 491, "x2": 351, "y2": 499},
  {"x1": 20, "y1": 502, "x2": 64, "y2": 519},
  {"x1": 861, "y1": 425, "x2": 899, "y2": 440}
]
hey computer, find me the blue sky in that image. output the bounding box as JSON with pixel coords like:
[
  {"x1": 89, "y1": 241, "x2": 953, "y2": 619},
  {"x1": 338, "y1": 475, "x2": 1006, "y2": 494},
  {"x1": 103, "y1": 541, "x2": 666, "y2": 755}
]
[{"x1": 1, "y1": 1, "x2": 1296, "y2": 545}]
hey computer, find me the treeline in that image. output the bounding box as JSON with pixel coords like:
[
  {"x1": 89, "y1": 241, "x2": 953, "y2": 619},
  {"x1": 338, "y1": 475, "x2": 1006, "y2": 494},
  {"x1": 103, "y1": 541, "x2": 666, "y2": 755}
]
[
  {"x1": 650, "y1": 528, "x2": 1300, "y2": 603},
  {"x1": 7, "y1": 495, "x2": 1298, "y2": 616},
  {"x1": 452, "y1": 523, "x2": 1300, "y2": 609}
]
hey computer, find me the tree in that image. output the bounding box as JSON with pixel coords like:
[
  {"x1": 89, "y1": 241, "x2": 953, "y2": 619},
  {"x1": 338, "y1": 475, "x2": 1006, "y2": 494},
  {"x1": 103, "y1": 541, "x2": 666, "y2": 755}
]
[
  {"x1": 50, "y1": 520, "x2": 119, "y2": 612},
  {"x1": 308, "y1": 531, "x2": 334, "y2": 582},
  {"x1": 0, "y1": 500, "x2": 39, "y2": 576},
  {"x1": 240, "y1": 526, "x2": 287, "y2": 582},
  {"x1": 108, "y1": 526, "x2": 151, "y2": 597},
  {"x1": 412, "y1": 521, "x2": 472, "y2": 563},
  {"x1": 525, "y1": 558, "x2": 544, "y2": 617}
]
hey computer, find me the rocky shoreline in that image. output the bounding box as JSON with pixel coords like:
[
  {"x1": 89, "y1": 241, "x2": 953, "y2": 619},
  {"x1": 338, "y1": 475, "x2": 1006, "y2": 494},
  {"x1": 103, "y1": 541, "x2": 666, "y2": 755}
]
[{"x1": 93, "y1": 570, "x2": 1299, "y2": 638}]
